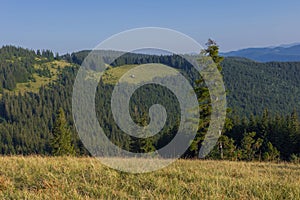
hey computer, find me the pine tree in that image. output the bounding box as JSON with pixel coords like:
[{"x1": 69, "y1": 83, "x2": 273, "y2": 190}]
[
  {"x1": 240, "y1": 132, "x2": 260, "y2": 161},
  {"x1": 136, "y1": 111, "x2": 156, "y2": 153},
  {"x1": 50, "y1": 108, "x2": 75, "y2": 156}
]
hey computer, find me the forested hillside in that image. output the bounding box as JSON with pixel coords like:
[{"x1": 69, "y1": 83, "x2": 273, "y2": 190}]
[
  {"x1": 222, "y1": 57, "x2": 300, "y2": 117},
  {"x1": 0, "y1": 46, "x2": 82, "y2": 154},
  {"x1": 68, "y1": 51, "x2": 300, "y2": 117},
  {"x1": 0, "y1": 46, "x2": 299, "y2": 162}
]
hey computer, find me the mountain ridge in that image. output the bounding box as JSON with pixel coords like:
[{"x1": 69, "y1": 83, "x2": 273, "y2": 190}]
[{"x1": 221, "y1": 43, "x2": 300, "y2": 62}]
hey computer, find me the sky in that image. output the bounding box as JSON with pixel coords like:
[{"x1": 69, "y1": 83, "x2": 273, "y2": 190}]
[{"x1": 1, "y1": 0, "x2": 300, "y2": 54}]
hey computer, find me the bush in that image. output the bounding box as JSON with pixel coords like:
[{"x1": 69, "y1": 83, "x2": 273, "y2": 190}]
[{"x1": 290, "y1": 154, "x2": 300, "y2": 164}]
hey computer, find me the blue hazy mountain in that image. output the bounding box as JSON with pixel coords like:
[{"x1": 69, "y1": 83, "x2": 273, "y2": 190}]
[{"x1": 221, "y1": 43, "x2": 300, "y2": 62}]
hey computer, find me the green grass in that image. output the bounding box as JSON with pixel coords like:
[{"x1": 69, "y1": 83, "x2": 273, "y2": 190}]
[{"x1": 0, "y1": 156, "x2": 299, "y2": 199}]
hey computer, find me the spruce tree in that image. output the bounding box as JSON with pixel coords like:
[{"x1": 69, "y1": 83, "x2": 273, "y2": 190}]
[{"x1": 51, "y1": 108, "x2": 75, "y2": 156}]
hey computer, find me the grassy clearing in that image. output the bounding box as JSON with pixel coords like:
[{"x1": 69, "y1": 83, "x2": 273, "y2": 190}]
[
  {"x1": 7, "y1": 60, "x2": 71, "y2": 94},
  {"x1": 101, "y1": 65, "x2": 136, "y2": 84},
  {"x1": 0, "y1": 157, "x2": 299, "y2": 199},
  {"x1": 102, "y1": 64, "x2": 179, "y2": 85},
  {"x1": 5, "y1": 63, "x2": 176, "y2": 95}
]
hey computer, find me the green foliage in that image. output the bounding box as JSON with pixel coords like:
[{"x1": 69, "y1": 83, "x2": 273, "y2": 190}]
[
  {"x1": 0, "y1": 46, "x2": 57, "y2": 92},
  {"x1": 131, "y1": 111, "x2": 156, "y2": 153},
  {"x1": 239, "y1": 132, "x2": 262, "y2": 161},
  {"x1": 202, "y1": 38, "x2": 224, "y2": 71},
  {"x1": 35, "y1": 65, "x2": 51, "y2": 78},
  {"x1": 208, "y1": 135, "x2": 236, "y2": 160},
  {"x1": 263, "y1": 142, "x2": 280, "y2": 161},
  {"x1": 50, "y1": 108, "x2": 75, "y2": 156},
  {"x1": 290, "y1": 154, "x2": 300, "y2": 164},
  {"x1": 228, "y1": 111, "x2": 300, "y2": 161}
]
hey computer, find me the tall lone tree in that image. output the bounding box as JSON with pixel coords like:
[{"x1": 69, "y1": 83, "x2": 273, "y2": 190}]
[
  {"x1": 51, "y1": 108, "x2": 75, "y2": 156},
  {"x1": 189, "y1": 39, "x2": 225, "y2": 158},
  {"x1": 204, "y1": 39, "x2": 225, "y2": 158}
]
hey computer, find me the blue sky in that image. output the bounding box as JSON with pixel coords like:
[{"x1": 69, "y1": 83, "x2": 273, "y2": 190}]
[{"x1": 1, "y1": 0, "x2": 300, "y2": 54}]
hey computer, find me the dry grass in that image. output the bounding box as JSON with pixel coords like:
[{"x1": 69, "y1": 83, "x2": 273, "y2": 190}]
[{"x1": 0, "y1": 156, "x2": 299, "y2": 199}]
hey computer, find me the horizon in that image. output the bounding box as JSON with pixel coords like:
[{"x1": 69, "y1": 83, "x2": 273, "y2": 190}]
[
  {"x1": 1, "y1": 1, "x2": 300, "y2": 54},
  {"x1": 2, "y1": 41, "x2": 300, "y2": 56}
]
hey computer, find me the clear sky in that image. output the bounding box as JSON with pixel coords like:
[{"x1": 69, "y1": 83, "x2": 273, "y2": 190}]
[{"x1": 1, "y1": 0, "x2": 300, "y2": 54}]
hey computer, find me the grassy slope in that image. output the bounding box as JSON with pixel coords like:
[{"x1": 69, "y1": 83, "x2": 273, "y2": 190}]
[
  {"x1": 5, "y1": 60, "x2": 71, "y2": 95},
  {"x1": 0, "y1": 157, "x2": 299, "y2": 199},
  {"x1": 15, "y1": 63, "x2": 168, "y2": 89},
  {"x1": 101, "y1": 64, "x2": 178, "y2": 85}
]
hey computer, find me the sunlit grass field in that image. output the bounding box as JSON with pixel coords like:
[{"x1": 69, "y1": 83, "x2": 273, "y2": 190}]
[{"x1": 0, "y1": 157, "x2": 299, "y2": 199}]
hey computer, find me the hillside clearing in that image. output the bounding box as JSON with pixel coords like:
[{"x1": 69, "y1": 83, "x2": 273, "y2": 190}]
[
  {"x1": 101, "y1": 64, "x2": 179, "y2": 85},
  {"x1": 5, "y1": 60, "x2": 72, "y2": 95}
]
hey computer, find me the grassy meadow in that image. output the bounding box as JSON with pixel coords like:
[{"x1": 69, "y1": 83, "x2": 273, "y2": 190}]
[{"x1": 0, "y1": 157, "x2": 299, "y2": 199}]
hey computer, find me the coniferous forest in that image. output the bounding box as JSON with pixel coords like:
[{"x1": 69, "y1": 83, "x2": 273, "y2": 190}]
[{"x1": 0, "y1": 45, "x2": 299, "y2": 163}]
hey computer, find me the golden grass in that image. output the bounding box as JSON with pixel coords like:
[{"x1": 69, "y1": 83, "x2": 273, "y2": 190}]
[{"x1": 0, "y1": 156, "x2": 299, "y2": 199}]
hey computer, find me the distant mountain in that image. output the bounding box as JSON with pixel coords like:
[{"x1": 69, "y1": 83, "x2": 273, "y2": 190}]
[{"x1": 221, "y1": 44, "x2": 300, "y2": 62}]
